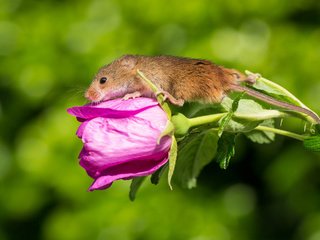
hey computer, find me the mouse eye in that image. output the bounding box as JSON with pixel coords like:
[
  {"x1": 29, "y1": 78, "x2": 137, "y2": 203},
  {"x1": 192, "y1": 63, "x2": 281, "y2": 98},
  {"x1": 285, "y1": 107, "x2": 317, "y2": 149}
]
[{"x1": 99, "y1": 77, "x2": 107, "y2": 84}]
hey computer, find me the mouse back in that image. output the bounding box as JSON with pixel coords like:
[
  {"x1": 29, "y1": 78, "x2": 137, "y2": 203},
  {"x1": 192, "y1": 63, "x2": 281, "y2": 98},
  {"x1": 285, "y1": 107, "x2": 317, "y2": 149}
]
[{"x1": 136, "y1": 55, "x2": 239, "y2": 103}]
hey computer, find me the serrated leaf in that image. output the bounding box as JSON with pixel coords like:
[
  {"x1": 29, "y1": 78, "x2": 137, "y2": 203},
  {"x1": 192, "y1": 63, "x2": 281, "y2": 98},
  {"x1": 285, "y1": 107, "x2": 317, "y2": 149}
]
[
  {"x1": 303, "y1": 136, "x2": 320, "y2": 152},
  {"x1": 222, "y1": 119, "x2": 261, "y2": 133},
  {"x1": 220, "y1": 96, "x2": 233, "y2": 111},
  {"x1": 246, "y1": 130, "x2": 275, "y2": 144},
  {"x1": 222, "y1": 97, "x2": 284, "y2": 121},
  {"x1": 129, "y1": 176, "x2": 146, "y2": 201},
  {"x1": 234, "y1": 99, "x2": 286, "y2": 121},
  {"x1": 174, "y1": 129, "x2": 219, "y2": 189},
  {"x1": 218, "y1": 112, "x2": 233, "y2": 137},
  {"x1": 168, "y1": 136, "x2": 178, "y2": 190},
  {"x1": 221, "y1": 99, "x2": 283, "y2": 134},
  {"x1": 232, "y1": 92, "x2": 245, "y2": 111},
  {"x1": 218, "y1": 94, "x2": 243, "y2": 136},
  {"x1": 216, "y1": 133, "x2": 236, "y2": 169},
  {"x1": 245, "y1": 119, "x2": 275, "y2": 144}
]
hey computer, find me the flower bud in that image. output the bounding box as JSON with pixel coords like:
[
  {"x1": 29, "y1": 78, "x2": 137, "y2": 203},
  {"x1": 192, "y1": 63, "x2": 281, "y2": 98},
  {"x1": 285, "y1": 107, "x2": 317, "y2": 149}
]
[{"x1": 67, "y1": 98, "x2": 172, "y2": 191}]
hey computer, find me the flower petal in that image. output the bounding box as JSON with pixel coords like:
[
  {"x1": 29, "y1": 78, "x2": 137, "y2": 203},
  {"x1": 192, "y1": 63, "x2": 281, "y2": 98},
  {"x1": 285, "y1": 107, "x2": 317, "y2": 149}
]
[
  {"x1": 88, "y1": 156, "x2": 169, "y2": 191},
  {"x1": 67, "y1": 98, "x2": 159, "y2": 120},
  {"x1": 79, "y1": 115, "x2": 171, "y2": 173}
]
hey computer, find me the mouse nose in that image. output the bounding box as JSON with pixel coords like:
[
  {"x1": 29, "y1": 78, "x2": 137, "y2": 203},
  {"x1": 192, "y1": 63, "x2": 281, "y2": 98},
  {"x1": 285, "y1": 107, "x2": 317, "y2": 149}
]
[{"x1": 85, "y1": 88, "x2": 101, "y2": 102}]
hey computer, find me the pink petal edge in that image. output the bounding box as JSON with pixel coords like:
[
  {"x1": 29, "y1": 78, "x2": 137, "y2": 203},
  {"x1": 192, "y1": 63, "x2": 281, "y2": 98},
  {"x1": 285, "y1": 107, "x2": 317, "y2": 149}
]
[{"x1": 88, "y1": 156, "x2": 169, "y2": 191}]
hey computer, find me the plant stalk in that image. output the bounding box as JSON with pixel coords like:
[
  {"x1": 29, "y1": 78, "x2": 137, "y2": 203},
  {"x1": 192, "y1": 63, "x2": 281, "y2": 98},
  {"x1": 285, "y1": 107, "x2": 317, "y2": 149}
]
[{"x1": 255, "y1": 125, "x2": 308, "y2": 141}]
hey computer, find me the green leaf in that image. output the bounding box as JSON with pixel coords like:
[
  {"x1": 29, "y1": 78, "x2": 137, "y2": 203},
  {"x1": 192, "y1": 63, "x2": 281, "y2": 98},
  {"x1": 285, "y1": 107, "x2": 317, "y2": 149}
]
[
  {"x1": 216, "y1": 133, "x2": 236, "y2": 169},
  {"x1": 244, "y1": 119, "x2": 275, "y2": 144},
  {"x1": 151, "y1": 163, "x2": 168, "y2": 185},
  {"x1": 303, "y1": 135, "x2": 320, "y2": 152},
  {"x1": 245, "y1": 70, "x2": 319, "y2": 124},
  {"x1": 220, "y1": 96, "x2": 233, "y2": 111},
  {"x1": 218, "y1": 93, "x2": 243, "y2": 136},
  {"x1": 232, "y1": 93, "x2": 245, "y2": 112},
  {"x1": 137, "y1": 70, "x2": 172, "y2": 118},
  {"x1": 218, "y1": 112, "x2": 233, "y2": 137},
  {"x1": 221, "y1": 119, "x2": 260, "y2": 133},
  {"x1": 221, "y1": 97, "x2": 287, "y2": 121},
  {"x1": 221, "y1": 99, "x2": 283, "y2": 134},
  {"x1": 245, "y1": 119, "x2": 275, "y2": 144},
  {"x1": 245, "y1": 70, "x2": 307, "y2": 108},
  {"x1": 129, "y1": 176, "x2": 146, "y2": 201},
  {"x1": 174, "y1": 129, "x2": 219, "y2": 189},
  {"x1": 168, "y1": 136, "x2": 178, "y2": 190},
  {"x1": 234, "y1": 99, "x2": 286, "y2": 121}
]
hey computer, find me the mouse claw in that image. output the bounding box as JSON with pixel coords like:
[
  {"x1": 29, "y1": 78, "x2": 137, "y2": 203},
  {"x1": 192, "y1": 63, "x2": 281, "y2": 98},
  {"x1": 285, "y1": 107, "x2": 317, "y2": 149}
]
[
  {"x1": 156, "y1": 90, "x2": 184, "y2": 106},
  {"x1": 123, "y1": 91, "x2": 142, "y2": 100}
]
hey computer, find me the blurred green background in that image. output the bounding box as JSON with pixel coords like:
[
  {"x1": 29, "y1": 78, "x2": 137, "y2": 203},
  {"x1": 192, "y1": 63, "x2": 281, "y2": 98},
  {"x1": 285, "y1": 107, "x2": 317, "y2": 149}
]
[{"x1": 1, "y1": 0, "x2": 320, "y2": 239}]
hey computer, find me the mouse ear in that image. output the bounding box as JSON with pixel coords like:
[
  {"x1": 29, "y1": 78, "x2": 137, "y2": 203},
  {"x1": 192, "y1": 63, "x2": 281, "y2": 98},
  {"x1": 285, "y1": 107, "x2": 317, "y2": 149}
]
[
  {"x1": 119, "y1": 55, "x2": 137, "y2": 69},
  {"x1": 194, "y1": 60, "x2": 211, "y2": 65}
]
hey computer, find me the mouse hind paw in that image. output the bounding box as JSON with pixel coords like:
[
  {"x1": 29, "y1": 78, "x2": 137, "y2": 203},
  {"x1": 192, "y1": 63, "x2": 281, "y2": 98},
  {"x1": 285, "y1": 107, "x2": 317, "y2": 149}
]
[
  {"x1": 156, "y1": 90, "x2": 184, "y2": 106},
  {"x1": 245, "y1": 73, "x2": 261, "y2": 85}
]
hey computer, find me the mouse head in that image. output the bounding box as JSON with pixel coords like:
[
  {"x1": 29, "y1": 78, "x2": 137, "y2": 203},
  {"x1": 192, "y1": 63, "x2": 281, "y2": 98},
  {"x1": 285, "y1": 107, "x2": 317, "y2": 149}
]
[{"x1": 85, "y1": 55, "x2": 139, "y2": 102}]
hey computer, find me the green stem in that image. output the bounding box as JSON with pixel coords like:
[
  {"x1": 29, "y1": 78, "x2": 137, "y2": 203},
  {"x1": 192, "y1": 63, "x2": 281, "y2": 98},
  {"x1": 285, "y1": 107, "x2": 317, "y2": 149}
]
[
  {"x1": 234, "y1": 111, "x2": 288, "y2": 121},
  {"x1": 204, "y1": 125, "x2": 307, "y2": 141},
  {"x1": 187, "y1": 110, "x2": 288, "y2": 128},
  {"x1": 137, "y1": 70, "x2": 159, "y2": 95},
  {"x1": 255, "y1": 125, "x2": 308, "y2": 141},
  {"x1": 137, "y1": 69, "x2": 172, "y2": 119},
  {"x1": 188, "y1": 113, "x2": 227, "y2": 127},
  {"x1": 179, "y1": 112, "x2": 309, "y2": 141}
]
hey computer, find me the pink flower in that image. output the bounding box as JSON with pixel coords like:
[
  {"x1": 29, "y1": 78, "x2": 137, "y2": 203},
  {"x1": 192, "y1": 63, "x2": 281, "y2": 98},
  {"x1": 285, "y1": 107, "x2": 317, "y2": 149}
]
[{"x1": 67, "y1": 97, "x2": 172, "y2": 191}]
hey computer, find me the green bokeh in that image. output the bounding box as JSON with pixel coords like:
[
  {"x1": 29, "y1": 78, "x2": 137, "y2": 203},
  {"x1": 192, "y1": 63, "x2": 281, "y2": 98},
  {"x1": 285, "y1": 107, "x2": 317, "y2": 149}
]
[{"x1": 1, "y1": 0, "x2": 320, "y2": 239}]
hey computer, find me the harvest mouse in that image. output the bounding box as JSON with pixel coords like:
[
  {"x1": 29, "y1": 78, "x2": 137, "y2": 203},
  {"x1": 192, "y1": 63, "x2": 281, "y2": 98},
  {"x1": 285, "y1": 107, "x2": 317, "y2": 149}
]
[{"x1": 85, "y1": 55, "x2": 320, "y2": 124}]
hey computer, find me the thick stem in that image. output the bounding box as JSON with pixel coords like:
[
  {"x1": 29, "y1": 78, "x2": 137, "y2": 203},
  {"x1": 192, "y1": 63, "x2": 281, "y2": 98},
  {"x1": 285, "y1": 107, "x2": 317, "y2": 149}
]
[
  {"x1": 234, "y1": 111, "x2": 288, "y2": 121},
  {"x1": 188, "y1": 113, "x2": 227, "y2": 127}
]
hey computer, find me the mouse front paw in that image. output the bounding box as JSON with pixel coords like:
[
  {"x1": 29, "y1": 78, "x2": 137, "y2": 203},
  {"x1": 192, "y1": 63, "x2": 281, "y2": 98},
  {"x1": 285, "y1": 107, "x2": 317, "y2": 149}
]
[{"x1": 123, "y1": 91, "x2": 142, "y2": 100}]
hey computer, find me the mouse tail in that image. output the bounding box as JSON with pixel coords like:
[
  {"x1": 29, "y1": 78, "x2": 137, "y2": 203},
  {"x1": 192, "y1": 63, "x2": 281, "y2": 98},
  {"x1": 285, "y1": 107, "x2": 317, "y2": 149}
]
[{"x1": 231, "y1": 84, "x2": 320, "y2": 124}]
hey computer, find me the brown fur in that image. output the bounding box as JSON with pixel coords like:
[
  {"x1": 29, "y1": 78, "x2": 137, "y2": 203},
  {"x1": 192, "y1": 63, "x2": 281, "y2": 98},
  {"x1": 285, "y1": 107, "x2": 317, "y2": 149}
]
[
  {"x1": 85, "y1": 54, "x2": 320, "y2": 124},
  {"x1": 85, "y1": 55, "x2": 242, "y2": 104}
]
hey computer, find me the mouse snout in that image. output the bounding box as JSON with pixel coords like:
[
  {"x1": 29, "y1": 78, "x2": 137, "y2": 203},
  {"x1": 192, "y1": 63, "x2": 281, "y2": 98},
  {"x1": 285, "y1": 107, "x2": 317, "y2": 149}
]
[{"x1": 85, "y1": 87, "x2": 103, "y2": 102}]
